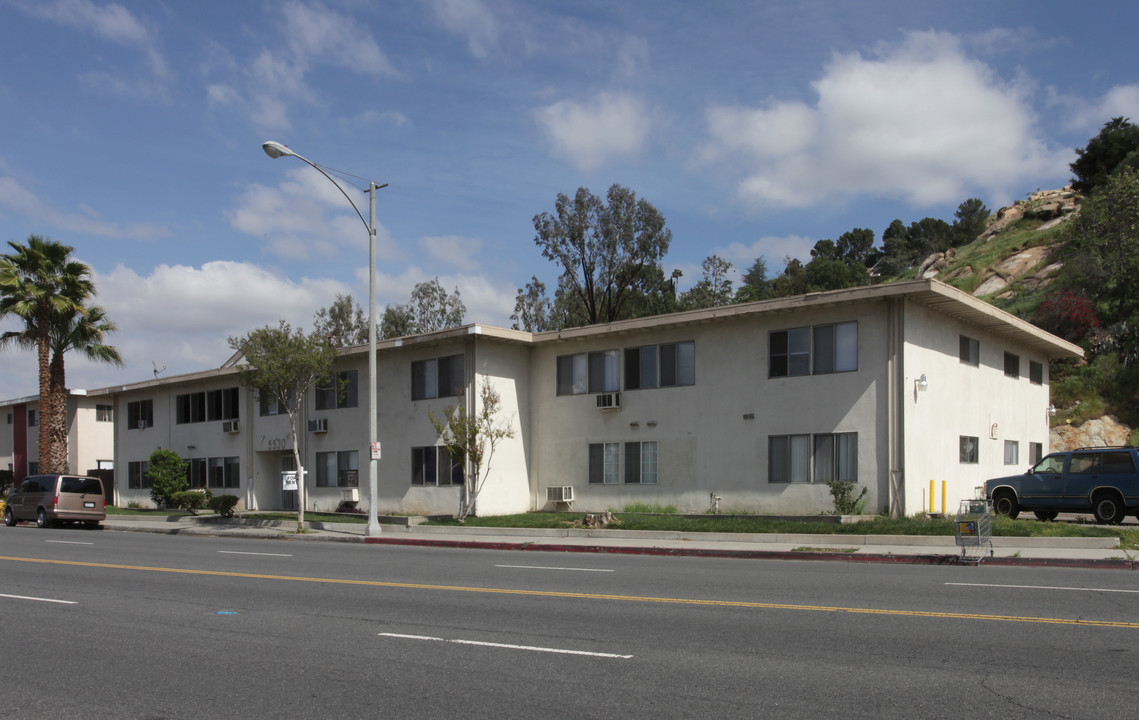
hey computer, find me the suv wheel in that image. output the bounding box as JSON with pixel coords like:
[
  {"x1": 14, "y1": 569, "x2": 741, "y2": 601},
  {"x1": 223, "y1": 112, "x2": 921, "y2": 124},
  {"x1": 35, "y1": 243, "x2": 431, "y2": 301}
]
[
  {"x1": 1093, "y1": 493, "x2": 1126, "y2": 525},
  {"x1": 3, "y1": 507, "x2": 14, "y2": 527},
  {"x1": 993, "y1": 491, "x2": 1019, "y2": 520},
  {"x1": 36, "y1": 508, "x2": 49, "y2": 529}
]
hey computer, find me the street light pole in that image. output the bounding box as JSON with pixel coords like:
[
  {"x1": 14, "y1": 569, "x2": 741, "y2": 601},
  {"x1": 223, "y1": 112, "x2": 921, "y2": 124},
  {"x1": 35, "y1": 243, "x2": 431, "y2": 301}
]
[{"x1": 262, "y1": 140, "x2": 386, "y2": 537}]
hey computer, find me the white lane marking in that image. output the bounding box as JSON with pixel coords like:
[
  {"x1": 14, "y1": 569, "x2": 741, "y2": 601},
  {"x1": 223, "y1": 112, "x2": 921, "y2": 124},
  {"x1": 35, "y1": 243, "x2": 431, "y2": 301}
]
[
  {"x1": 217, "y1": 550, "x2": 292, "y2": 557},
  {"x1": 46, "y1": 540, "x2": 94, "y2": 545},
  {"x1": 379, "y1": 633, "x2": 632, "y2": 659},
  {"x1": 947, "y1": 582, "x2": 1139, "y2": 594},
  {"x1": 0, "y1": 593, "x2": 77, "y2": 605},
  {"x1": 495, "y1": 564, "x2": 613, "y2": 573}
]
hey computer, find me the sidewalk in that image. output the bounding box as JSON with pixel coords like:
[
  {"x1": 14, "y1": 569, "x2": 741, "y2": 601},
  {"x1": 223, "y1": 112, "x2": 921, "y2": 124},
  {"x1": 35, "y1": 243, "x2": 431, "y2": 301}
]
[{"x1": 99, "y1": 515, "x2": 1139, "y2": 569}]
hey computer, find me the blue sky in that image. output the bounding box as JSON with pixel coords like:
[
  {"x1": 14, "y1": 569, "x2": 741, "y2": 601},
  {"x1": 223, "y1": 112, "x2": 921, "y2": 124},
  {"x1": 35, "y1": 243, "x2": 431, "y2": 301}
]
[{"x1": 2, "y1": 0, "x2": 1137, "y2": 401}]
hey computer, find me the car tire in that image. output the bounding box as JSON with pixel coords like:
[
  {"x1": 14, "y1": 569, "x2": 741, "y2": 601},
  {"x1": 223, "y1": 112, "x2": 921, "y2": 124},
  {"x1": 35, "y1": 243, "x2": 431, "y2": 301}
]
[
  {"x1": 993, "y1": 491, "x2": 1019, "y2": 520},
  {"x1": 1093, "y1": 493, "x2": 1126, "y2": 525},
  {"x1": 1033, "y1": 511, "x2": 1058, "y2": 522},
  {"x1": 36, "y1": 508, "x2": 49, "y2": 528},
  {"x1": 3, "y1": 507, "x2": 14, "y2": 527}
]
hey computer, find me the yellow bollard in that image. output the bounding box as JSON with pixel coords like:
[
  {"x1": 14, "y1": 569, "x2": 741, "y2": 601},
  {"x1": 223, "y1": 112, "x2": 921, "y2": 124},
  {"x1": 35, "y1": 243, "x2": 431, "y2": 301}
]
[
  {"x1": 929, "y1": 480, "x2": 935, "y2": 513},
  {"x1": 942, "y1": 480, "x2": 947, "y2": 515}
]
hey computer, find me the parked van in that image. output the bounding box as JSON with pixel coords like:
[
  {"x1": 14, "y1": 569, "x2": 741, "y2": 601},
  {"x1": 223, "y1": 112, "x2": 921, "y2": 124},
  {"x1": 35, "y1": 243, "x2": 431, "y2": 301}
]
[{"x1": 3, "y1": 474, "x2": 106, "y2": 528}]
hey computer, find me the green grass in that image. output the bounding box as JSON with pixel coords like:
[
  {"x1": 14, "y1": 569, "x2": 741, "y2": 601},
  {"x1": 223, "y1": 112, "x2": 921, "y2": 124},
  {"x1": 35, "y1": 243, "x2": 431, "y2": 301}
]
[
  {"x1": 240, "y1": 512, "x2": 370, "y2": 524},
  {"x1": 106, "y1": 506, "x2": 202, "y2": 517}
]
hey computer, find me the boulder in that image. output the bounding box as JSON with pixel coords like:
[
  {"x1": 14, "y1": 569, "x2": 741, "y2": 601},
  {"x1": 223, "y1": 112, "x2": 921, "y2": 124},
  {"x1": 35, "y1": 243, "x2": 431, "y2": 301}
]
[{"x1": 1051, "y1": 416, "x2": 1132, "y2": 451}]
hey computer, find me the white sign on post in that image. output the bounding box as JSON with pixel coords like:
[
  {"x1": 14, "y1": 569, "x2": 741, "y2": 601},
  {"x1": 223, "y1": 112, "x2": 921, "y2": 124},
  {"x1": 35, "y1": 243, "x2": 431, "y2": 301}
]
[
  {"x1": 282, "y1": 471, "x2": 298, "y2": 491},
  {"x1": 371, "y1": 442, "x2": 382, "y2": 461}
]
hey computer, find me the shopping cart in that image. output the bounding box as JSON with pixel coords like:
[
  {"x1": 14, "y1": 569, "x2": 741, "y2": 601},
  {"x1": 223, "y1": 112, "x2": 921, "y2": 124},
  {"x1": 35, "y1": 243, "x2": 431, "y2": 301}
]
[{"x1": 954, "y1": 498, "x2": 994, "y2": 564}]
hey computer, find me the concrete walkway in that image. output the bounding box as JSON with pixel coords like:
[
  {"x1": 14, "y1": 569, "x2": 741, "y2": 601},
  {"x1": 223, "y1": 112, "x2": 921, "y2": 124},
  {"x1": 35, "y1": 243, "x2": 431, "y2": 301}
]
[{"x1": 96, "y1": 514, "x2": 1139, "y2": 569}]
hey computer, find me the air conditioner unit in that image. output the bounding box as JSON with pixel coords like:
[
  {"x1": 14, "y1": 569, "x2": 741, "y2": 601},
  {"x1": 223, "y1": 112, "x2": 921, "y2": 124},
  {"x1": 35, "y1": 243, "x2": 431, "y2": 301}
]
[
  {"x1": 137, "y1": 420, "x2": 149, "y2": 429},
  {"x1": 340, "y1": 487, "x2": 360, "y2": 503},
  {"x1": 546, "y1": 485, "x2": 574, "y2": 504},
  {"x1": 307, "y1": 417, "x2": 328, "y2": 433},
  {"x1": 596, "y1": 392, "x2": 621, "y2": 410},
  {"x1": 222, "y1": 420, "x2": 240, "y2": 433}
]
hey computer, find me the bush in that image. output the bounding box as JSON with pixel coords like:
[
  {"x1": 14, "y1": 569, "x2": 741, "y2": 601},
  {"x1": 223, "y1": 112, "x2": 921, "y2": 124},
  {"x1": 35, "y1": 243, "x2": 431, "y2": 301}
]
[
  {"x1": 1034, "y1": 289, "x2": 1099, "y2": 343},
  {"x1": 827, "y1": 481, "x2": 869, "y2": 515},
  {"x1": 208, "y1": 494, "x2": 240, "y2": 518},
  {"x1": 147, "y1": 448, "x2": 188, "y2": 509},
  {"x1": 171, "y1": 489, "x2": 211, "y2": 514}
]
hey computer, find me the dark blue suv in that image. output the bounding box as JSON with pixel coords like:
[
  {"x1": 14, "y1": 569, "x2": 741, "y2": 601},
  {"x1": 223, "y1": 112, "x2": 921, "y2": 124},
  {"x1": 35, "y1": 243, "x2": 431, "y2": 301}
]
[{"x1": 984, "y1": 447, "x2": 1139, "y2": 524}]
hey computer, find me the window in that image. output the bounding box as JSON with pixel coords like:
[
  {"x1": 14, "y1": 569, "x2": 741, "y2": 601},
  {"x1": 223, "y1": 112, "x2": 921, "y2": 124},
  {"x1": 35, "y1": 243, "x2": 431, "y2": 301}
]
[
  {"x1": 188, "y1": 458, "x2": 207, "y2": 489},
  {"x1": 557, "y1": 350, "x2": 618, "y2": 395},
  {"x1": 659, "y1": 342, "x2": 695, "y2": 387},
  {"x1": 960, "y1": 436, "x2": 979, "y2": 464},
  {"x1": 769, "y1": 433, "x2": 857, "y2": 483},
  {"x1": 770, "y1": 323, "x2": 856, "y2": 378},
  {"x1": 588, "y1": 443, "x2": 620, "y2": 484},
  {"x1": 411, "y1": 446, "x2": 463, "y2": 486},
  {"x1": 316, "y1": 450, "x2": 359, "y2": 488},
  {"x1": 27, "y1": 409, "x2": 38, "y2": 426},
  {"x1": 96, "y1": 404, "x2": 113, "y2": 422},
  {"x1": 1004, "y1": 352, "x2": 1020, "y2": 379},
  {"x1": 624, "y1": 442, "x2": 658, "y2": 484},
  {"x1": 959, "y1": 335, "x2": 979, "y2": 366},
  {"x1": 127, "y1": 400, "x2": 153, "y2": 429},
  {"x1": 207, "y1": 388, "x2": 240, "y2": 421},
  {"x1": 27, "y1": 461, "x2": 39, "y2": 475},
  {"x1": 259, "y1": 388, "x2": 293, "y2": 416},
  {"x1": 1029, "y1": 442, "x2": 1043, "y2": 465},
  {"x1": 176, "y1": 392, "x2": 206, "y2": 424},
  {"x1": 1004, "y1": 440, "x2": 1019, "y2": 465},
  {"x1": 127, "y1": 460, "x2": 151, "y2": 489},
  {"x1": 316, "y1": 370, "x2": 359, "y2": 410},
  {"x1": 207, "y1": 457, "x2": 240, "y2": 489},
  {"x1": 1100, "y1": 451, "x2": 1137, "y2": 474},
  {"x1": 1029, "y1": 361, "x2": 1043, "y2": 385},
  {"x1": 6, "y1": 413, "x2": 11, "y2": 424},
  {"x1": 412, "y1": 355, "x2": 464, "y2": 400},
  {"x1": 624, "y1": 346, "x2": 658, "y2": 390}
]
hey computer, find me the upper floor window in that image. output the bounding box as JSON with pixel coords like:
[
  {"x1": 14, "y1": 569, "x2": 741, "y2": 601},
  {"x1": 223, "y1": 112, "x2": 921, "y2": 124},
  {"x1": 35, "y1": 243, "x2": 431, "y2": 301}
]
[
  {"x1": 176, "y1": 392, "x2": 206, "y2": 424},
  {"x1": 1004, "y1": 352, "x2": 1020, "y2": 379},
  {"x1": 770, "y1": 322, "x2": 856, "y2": 378},
  {"x1": 127, "y1": 400, "x2": 153, "y2": 430},
  {"x1": 624, "y1": 342, "x2": 695, "y2": 390},
  {"x1": 412, "y1": 354, "x2": 464, "y2": 400},
  {"x1": 316, "y1": 370, "x2": 359, "y2": 410},
  {"x1": 259, "y1": 388, "x2": 294, "y2": 417},
  {"x1": 557, "y1": 350, "x2": 618, "y2": 395},
  {"x1": 207, "y1": 388, "x2": 240, "y2": 421},
  {"x1": 96, "y1": 404, "x2": 113, "y2": 422},
  {"x1": 1029, "y1": 360, "x2": 1043, "y2": 385},
  {"x1": 959, "y1": 335, "x2": 979, "y2": 366}
]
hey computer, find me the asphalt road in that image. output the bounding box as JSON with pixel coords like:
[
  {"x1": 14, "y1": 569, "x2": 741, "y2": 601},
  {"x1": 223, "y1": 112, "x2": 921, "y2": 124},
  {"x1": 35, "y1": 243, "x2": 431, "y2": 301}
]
[{"x1": 1, "y1": 526, "x2": 1137, "y2": 719}]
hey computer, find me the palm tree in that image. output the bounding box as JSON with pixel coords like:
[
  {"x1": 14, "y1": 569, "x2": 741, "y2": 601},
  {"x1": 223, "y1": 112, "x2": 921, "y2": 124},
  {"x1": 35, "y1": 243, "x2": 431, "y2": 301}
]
[{"x1": 0, "y1": 235, "x2": 108, "y2": 473}]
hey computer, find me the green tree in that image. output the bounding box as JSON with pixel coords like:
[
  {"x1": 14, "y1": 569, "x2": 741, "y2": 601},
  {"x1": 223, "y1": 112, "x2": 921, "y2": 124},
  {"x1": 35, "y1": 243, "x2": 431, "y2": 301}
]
[
  {"x1": 1070, "y1": 117, "x2": 1139, "y2": 195},
  {"x1": 771, "y1": 257, "x2": 808, "y2": 297},
  {"x1": 147, "y1": 448, "x2": 189, "y2": 509},
  {"x1": 380, "y1": 278, "x2": 466, "y2": 339},
  {"x1": 679, "y1": 255, "x2": 734, "y2": 310},
  {"x1": 736, "y1": 257, "x2": 773, "y2": 302},
  {"x1": 0, "y1": 235, "x2": 116, "y2": 473},
  {"x1": 836, "y1": 228, "x2": 876, "y2": 266},
  {"x1": 510, "y1": 276, "x2": 554, "y2": 332},
  {"x1": 532, "y1": 184, "x2": 672, "y2": 325},
  {"x1": 429, "y1": 377, "x2": 515, "y2": 522},
  {"x1": 952, "y1": 198, "x2": 990, "y2": 245},
  {"x1": 314, "y1": 293, "x2": 367, "y2": 346},
  {"x1": 228, "y1": 320, "x2": 340, "y2": 531}
]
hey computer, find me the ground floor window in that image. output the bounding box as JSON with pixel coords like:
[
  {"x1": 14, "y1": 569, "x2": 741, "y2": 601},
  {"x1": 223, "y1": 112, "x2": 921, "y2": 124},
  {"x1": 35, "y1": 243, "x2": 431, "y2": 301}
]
[
  {"x1": 960, "y1": 436, "x2": 979, "y2": 464},
  {"x1": 127, "y1": 460, "x2": 150, "y2": 489},
  {"x1": 206, "y1": 457, "x2": 240, "y2": 489},
  {"x1": 411, "y1": 446, "x2": 463, "y2": 486},
  {"x1": 589, "y1": 442, "x2": 657, "y2": 484},
  {"x1": 1004, "y1": 440, "x2": 1019, "y2": 465},
  {"x1": 769, "y1": 433, "x2": 857, "y2": 484},
  {"x1": 316, "y1": 450, "x2": 359, "y2": 487}
]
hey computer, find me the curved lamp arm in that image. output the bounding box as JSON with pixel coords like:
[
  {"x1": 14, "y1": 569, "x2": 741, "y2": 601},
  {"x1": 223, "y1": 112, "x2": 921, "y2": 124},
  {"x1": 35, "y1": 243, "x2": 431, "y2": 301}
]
[{"x1": 262, "y1": 141, "x2": 372, "y2": 234}]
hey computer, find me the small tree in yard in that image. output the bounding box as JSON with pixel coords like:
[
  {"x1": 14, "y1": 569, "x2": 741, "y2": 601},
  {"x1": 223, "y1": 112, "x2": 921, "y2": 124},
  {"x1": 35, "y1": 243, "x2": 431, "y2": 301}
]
[
  {"x1": 147, "y1": 448, "x2": 188, "y2": 509},
  {"x1": 229, "y1": 320, "x2": 340, "y2": 532},
  {"x1": 430, "y1": 377, "x2": 515, "y2": 522}
]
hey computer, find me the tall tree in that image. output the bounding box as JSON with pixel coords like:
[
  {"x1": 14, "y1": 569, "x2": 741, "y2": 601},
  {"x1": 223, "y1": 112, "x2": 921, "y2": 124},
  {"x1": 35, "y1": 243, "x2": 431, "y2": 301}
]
[
  {"x1": 0, "y1": 235, "x2": 108, "y2": 473},
  {"x1": 228, "y1": 321, "x2": 340, "y2": 531},
  {"x1": 679, "y1": 255, "x2": 735, "y2": 309},
  {"x1": 1070, "y1": 117, "x2": 1139, "y2": 195},
  {"x1": 510, "y1": 276, "x2": 553, "y2": 332},
  {"x1": 314, "y1": 293, "x2": 368, "y2": 346},
  {"x1": 380, "y1": 278, "x2": 466, "y2": 339},
  {"x1": 736, "y1": 257, "x2": 773, "y2": 302},
  {"x1": 951, "y1": 198, "x2": 990, "y2": 246},
  {"x1": 532, "y1": 184, "x2": 672, "y2": 325}
]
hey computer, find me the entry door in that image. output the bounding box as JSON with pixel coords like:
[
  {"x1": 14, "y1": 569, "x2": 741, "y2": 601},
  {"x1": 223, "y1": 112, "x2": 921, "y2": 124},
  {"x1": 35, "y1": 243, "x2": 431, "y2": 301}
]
[{"x1": 280, "y1": 454, "x2": 296, "y2": 511}]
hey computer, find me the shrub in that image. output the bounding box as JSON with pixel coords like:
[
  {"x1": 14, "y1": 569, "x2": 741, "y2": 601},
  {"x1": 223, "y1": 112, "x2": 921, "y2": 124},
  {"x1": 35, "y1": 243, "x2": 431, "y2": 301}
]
[
  {"x1": 208, "y1": 494, "x2": 240, "y2": 518},
  {"x1": 827, "y1": 481, "x2": 869, "y2": 515},
  {"x1": 147, "y1": 448, "x2": 189, "y2": 509},
  {"x1": 1034, "y1": 289, "x2": 1099, "y2": 343},
  {"x1": 171, "y1": 489, "x2": 211, "y2": 514}
]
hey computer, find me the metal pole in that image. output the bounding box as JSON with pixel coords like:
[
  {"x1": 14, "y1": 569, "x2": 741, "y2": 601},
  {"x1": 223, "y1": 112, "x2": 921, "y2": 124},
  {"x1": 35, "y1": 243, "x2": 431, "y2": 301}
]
[{"x1": 366, "y1": 181, "x2": 381, "y2": 537}]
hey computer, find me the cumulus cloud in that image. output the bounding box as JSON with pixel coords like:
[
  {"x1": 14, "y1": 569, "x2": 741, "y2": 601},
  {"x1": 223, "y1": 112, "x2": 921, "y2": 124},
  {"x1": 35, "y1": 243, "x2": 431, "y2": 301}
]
[
  {"x1": 699, "y1": 30, "x2": 1070, "y2": 211},
  {"x1": 420, "y1": 235, "x2": 483, "y2": 269},
  {"x1": 0, "y1": 176, "x2": 169, "y2": 240},
  {"x1": 720, "y1": 236, "x2": 819, "y2": 272},
  {"x1": 533, "y1": 91, "x2": 651, "y2": 172},
  {"x1": 428, "y1": 0, "x2": 500, "y2": 59},
  {"x1": 1052, "y1": 84, "x2": 1139, "y2": 133}
]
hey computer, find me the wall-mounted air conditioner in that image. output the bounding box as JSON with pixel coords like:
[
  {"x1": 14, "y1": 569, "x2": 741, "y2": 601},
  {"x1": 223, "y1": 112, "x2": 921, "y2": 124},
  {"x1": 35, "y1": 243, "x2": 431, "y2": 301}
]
[
  {"x1": 596, "y1": 392, "x2": 621, "y2": 410},
  {"x1": 308, "y1": 417, "x2": 328, "y2": 433},
  {"x1": 546, "y1": 485, "x2": 574, "y2": 504},
  {"x1": 340, "y1": 487, "x2": 360, "y2": 503},
  {"x1": 137, "y1": 420, "x2": 149, "y2": 429},
  {"x1": 222, "y1": 420, "x2": 240, "y2": 433}
]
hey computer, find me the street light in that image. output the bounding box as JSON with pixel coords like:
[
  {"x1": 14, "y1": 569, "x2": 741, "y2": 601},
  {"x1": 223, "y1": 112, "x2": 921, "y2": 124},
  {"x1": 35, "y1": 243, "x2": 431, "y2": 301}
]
[{"x1": 262, "y1": 140, "x2": 386, "y2": 537}]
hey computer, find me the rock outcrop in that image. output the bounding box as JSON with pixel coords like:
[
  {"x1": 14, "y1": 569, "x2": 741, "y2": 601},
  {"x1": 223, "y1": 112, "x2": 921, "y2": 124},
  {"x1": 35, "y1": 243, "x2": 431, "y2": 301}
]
[{"x1": 1050, "y1": 415, "x2": 1132, "y2": 451}]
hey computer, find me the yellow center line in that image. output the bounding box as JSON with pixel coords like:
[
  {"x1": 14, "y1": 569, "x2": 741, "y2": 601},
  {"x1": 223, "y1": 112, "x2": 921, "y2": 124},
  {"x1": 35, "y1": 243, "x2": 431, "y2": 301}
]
[{"x1": 3, "y1": 555, "x2": 1136, "y2": 629}]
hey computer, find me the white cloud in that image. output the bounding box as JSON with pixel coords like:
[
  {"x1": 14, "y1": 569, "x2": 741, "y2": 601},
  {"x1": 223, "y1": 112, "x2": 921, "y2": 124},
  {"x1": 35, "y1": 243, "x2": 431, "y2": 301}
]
[
  {"x1": 721, "y1": 236, "x2": 818, "y2": 271},
  {"x1": 428, "y1": 0, "x2": 500, "y2": 59},
  {"x1": 1053, "y1": 84, "x2": 1139, "y2": 133},
  {"x1": 420, "y1": 235, "x2": 483, "y2": 269},
  {"x1": 0, "y1": 176, "x2": 169, "y2": 240},
  {"x1": 533, "y1": 91, "x2": 651, "y2": 172},
  {"x1": 699, "y1": 30, "x2": 1070, "y2": 211}
]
